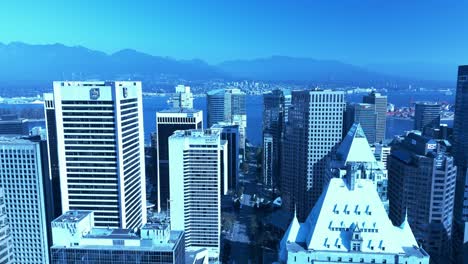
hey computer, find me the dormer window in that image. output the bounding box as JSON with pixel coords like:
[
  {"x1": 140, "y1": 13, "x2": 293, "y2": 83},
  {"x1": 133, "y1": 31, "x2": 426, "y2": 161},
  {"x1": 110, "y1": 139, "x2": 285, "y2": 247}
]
[{"x1": 351, "y1": 224, "x2": 363, "y2": 252}]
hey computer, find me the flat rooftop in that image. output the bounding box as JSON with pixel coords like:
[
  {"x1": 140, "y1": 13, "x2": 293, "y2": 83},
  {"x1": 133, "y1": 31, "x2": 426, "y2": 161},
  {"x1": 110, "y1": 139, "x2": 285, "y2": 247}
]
[
  {"x1": 85, "y1": 228, "x2": 140, "y2": 240},
  {"x1": 158, "y1": 108, "x2": 202, "y2": 114},
  {"x1": 52, "y1": 230, "x2": 184, "y2": 252},
  {"x1": 53, "y1": 210, "x2": 93, "y2": 224}
]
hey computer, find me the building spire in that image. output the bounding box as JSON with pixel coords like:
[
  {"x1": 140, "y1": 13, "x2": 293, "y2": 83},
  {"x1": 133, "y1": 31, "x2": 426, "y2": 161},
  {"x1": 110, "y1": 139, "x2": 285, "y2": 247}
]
[
  {"x1": 294, "y1": 203, "x2": 297, "y2": 220},
  {"x1": 400, "y1": 207, "x2": 409, "y2": 229}
]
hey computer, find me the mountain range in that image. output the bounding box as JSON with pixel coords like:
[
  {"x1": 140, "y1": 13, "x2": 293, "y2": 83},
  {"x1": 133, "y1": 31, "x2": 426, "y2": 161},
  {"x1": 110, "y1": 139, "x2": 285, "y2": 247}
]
[{"x1": 0, "y1": 42, "x2": 456, "y2": 89}]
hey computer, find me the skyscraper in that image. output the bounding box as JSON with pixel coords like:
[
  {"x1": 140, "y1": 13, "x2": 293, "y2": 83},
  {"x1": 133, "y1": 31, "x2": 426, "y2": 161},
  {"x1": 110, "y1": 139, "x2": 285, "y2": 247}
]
[
  {"x1": 211, "y1": 122, "x2": 240, "y2": 193},
  {"x1": 0, "y1": 136, "x2": 53, "y2": 263},
  {"x1": 0, "y1": 188, "x2": 12, "y2": 264},
  {"x1": 169, "y1": 129, "x2": 227, "y2": 261},
  {"x1": 370, "y1": 142, "x2": 391, "y2": 170},
  {"x1": 388, "y1": 132, "x2": 456, "y2": 263},
  {"x1": 343, "y1": 103, "x2": 377, "y2": 143},
  {"x1": 279, "y1": 170, "x2": 430, "y2": 264},
  {"x1": 263, "y1": 134, "x2": 274, "y2": 187},
  {"x1": 44, "y1": 81, "x2": 146, "y2": 229},
  {"x1": 414, "y1": 102, "x2": 441, "y2": 135},
  {"x1": 452, "y1": 65, "x2": 468, "y2": 263},
  {"x1": 363, "y1": 91, "x2": 387, "y2": 143},
  {"x1": 155, "y1": 109, "x2": 203, "y2": 212},
  {"x1": 206, "y1": 88, "x2": 246, "y2": 154},
  {"x1": 282, "y1": 90, "x2": 345, "y2": 221},
  {"x1": 169, "y1": 85, "x2": 194, "y2": 110},
  {"x1": 263, "y1": 89, "x2": 286, "y2": 188}
]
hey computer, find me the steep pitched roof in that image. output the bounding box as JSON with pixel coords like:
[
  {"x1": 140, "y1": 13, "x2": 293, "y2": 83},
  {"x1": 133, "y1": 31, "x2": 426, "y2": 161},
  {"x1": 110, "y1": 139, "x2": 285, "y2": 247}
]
[
  {"x1": 337, "y1": 123, "x2": 378, "y2": 164},
  {"x1": 283, "y1": 178, "x2": 420, "y2": 254}
]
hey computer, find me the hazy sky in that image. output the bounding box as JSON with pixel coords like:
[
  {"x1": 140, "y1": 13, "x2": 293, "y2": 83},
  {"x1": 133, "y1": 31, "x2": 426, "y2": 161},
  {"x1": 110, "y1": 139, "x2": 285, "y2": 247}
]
[{"x1": 1, "y1": 0, "x2": 467, "y2": 64}]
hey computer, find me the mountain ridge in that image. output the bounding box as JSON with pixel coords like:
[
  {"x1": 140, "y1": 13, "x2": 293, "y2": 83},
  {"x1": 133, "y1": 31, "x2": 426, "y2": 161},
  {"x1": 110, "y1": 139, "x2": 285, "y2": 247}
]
[{"x1": 0, "y1": 42, "x2": 455, "y2": 86}]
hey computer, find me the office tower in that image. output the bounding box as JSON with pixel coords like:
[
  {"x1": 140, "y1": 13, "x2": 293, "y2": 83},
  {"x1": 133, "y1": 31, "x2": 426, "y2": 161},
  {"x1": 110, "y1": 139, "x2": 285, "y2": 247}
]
[
  {"x1": 388, "y1": 132, "x2": 456, "y2": 263},
  {"x1": 0, "y1": 136, "x2": 53, "y2": 263},
  {"x1": 328, "y1": 123, "x2": 389, "y2": 211},
  {"x1": 263, "y1": 89, "x2": 286, "y2": 188},
  {"x1": 282, "y1": 90, "x2": 345, "y2": 221},
  {"x1": 424, "y1": 123, "x2": 452, "y2": 140},
  {"x1": 170, "y1": 85, "x2": 193, "y2": 109},
  {"x1": 169, "y1": 129, "x2": 227, "y2": 260},
  {"x1": 232, "y1": 114, "x2": 247, "y2": 155},
  {"x1": 414, "y1": 102, "x2": 441, "y2": 135},
  {"x1": 343, "y1": 103, "x2": 377, "y2": 143},
  {"x1": 50, "y1": 211, "x2": 185, "y2": 264},
  {"x1": 206, "y1": 88, "x2": 247, "y2": 154},
  {"x1": 44, "y1": 81, "x2": 146, "y2": 229},
  {"x1": 145, "y1": 145, "x2": 158, "y2": 202},
  {"x1": 370, "y1": 142, "x2": 391, "y2": 170},
  {"x1": 0, "y1": 114, "x2": 28, "y2": 135},
  {"x1": 0, "y1": 188, "x2": 12, "y2": 264},
  {"x1": 155, "y1": 109, "x2": 203, "y2": 212},
  {"x1": 283, "y1": 89, "x2": 292, "y2": 124},
  {"x1": 44, "y1": 94, "x2": 63, "y2": 221},
  {"x1": 363, "y1": 91, "x2": 387, "y2": 142},
  {"x1": 279, "y1": 170, "x2": 430, "y2": 264},
  {"x1": 211, "y1": 122, "x2": 240, "y2": 192},
  {"x1": 206, "y1": 89, "x2": 228, "y2": 127},
  {"x1": 450, "y1": 66, "x2": 468, "y2": 263},
  {"x1": 263, "y1": 134, "x2": 274, "y2": 187}
]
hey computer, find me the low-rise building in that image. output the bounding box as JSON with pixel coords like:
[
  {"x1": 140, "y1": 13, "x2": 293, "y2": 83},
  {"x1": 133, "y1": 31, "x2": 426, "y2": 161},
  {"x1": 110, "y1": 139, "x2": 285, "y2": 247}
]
[{"x1": 50, "y1": 211, "x2": 185, "y2": 264}]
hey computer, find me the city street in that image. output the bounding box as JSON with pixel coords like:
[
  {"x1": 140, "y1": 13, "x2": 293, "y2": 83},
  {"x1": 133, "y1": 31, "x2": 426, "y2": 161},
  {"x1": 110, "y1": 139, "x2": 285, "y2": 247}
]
[{"x1": 225, "y1": 162, "x2": 261, "y2": 263}]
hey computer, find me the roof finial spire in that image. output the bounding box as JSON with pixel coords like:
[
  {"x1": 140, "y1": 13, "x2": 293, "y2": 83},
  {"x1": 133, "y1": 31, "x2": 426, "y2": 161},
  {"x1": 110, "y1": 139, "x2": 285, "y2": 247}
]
[
  {"x1": 400, "y1": 207, "x2": 409, "y2": 229},
  {"x1": 294, "y1": 203, "x2": 297, "y2": 219}
]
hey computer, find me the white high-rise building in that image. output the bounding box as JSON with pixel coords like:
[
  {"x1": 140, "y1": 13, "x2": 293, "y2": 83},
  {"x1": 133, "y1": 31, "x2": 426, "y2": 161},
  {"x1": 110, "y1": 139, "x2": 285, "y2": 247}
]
[
  {"x1": 0, "y1": 188, "x2": 12, "y2": 264},
  {"x1": 44, "y1": 81, "x2": 146, "y2": 229},
  {"x1": 169, "y1": 129, "x2": 227, "y2": 260},
  {"x1": 0, "y1": 137, "x2": 50, "y2": 263},
  {"x1": 155, "y1": 109, "x2": 203, "y2": 212},
  {"x1": 370, "y1": 143, "x2": 391, "y2": 170},
  {"x1": 170, "y1": 85, "x2": 194, "y2": 109}
]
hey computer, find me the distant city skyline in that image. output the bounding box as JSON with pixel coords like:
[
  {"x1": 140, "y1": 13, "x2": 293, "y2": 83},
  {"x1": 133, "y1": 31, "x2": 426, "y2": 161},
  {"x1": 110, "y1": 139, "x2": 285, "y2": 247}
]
[{"x1": 0, "y1": 1, "x2": 467, "y2": 66}]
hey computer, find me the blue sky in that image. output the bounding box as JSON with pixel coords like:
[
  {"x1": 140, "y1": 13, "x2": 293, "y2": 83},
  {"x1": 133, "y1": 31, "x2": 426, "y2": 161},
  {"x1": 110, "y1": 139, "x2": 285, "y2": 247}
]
[{"x1": 0, "y1": 0, "x2": 467, "y2": 65}]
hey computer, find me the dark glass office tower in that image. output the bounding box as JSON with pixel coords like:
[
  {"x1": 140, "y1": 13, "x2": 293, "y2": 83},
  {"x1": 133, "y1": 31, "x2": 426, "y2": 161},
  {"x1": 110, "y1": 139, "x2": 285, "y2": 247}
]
[
  {"x1": 44, "y1": 97, "x2": 62, "y2": 220},
  {"x1": 388, "y1": 132, "x2": 456, "y2": 264},
  {"x1": 211, "y1": 123, "x2": 240, "y2": 193},
  {"x1": 155, "y1": 109, "x2": 203, "y2": 212},
  {"x1": 452, "y1": 65, "x2": 468, "y2": 263},
  {"x1": 263, "y1": 89, "x2": 286, "y2": 189},
  {"x1": 363, "y1": 91, "x2": 387, "y2": 143},
  {"x1": 414, "y1": 102, "x2": 441, "y2": 135},
  {"x1": 0, "y1": 114, "x2": 28, "y2": 135}
]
